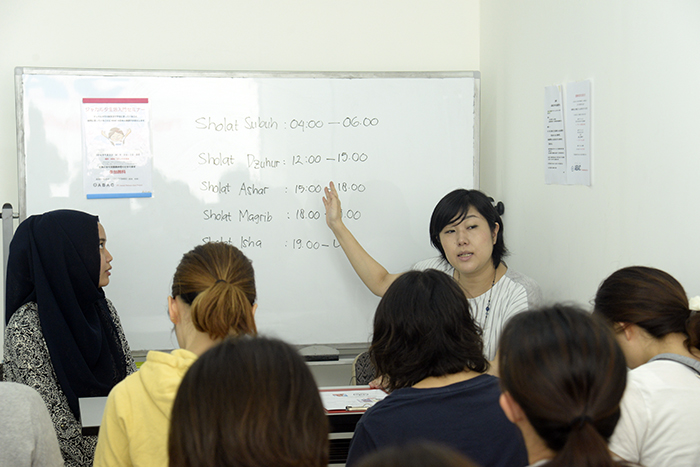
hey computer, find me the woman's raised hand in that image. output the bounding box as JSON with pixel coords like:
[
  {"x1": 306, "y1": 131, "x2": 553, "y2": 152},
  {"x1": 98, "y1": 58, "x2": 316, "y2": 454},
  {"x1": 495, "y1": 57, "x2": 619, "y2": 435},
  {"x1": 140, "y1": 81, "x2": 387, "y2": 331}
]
[
  {"x1": 321, "y1": 180, "x2": 398, "y2": 297},
  {"x1": 322, "y1": 182, "x2": 343, "y2": 230}
]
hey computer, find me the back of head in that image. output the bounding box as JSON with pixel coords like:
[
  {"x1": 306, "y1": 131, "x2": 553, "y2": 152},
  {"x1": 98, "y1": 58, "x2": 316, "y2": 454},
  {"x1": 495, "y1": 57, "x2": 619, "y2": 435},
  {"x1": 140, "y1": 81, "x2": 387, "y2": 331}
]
[
  {"x1": 429, "y1": 189, "x2": 507, "y2": 268},
  {"x1": 171, "y1": 242, "x2": 257, "y2": 339},
  {"x1": 594, "y1": 266, "x2": 700, "y2": 352},
  {"x1": 355, "y1": 442, "x2": 479, "y2": 467},
  {"x1": 370, "y1": 269, "x2": 488, "y2": 391},
  {"x1": 498, "y1": 305, "x2": 627, "y2": 467},
  {"x1": 168, "y1": 336, "x2": 329, "y2": 467}
]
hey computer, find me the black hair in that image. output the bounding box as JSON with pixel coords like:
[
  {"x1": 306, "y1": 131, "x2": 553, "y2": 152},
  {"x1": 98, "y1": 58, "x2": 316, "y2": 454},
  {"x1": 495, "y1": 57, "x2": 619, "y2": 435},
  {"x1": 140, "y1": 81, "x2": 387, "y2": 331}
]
[
  {"x1": 593, "y1": 266, "x2": 700, "y2": 354},
  {"x1": 429, "y1": 189, "x2": 507, "y2": 269},
  {"x1": 498, "y1": 305, "x2": 628, "y2": 467},
  {"x1": 169, "y1": 335, "x2": 329, "y2": 467},
  {"x1": 370, "y1": 269, "x2": 488, "y2": 391}
]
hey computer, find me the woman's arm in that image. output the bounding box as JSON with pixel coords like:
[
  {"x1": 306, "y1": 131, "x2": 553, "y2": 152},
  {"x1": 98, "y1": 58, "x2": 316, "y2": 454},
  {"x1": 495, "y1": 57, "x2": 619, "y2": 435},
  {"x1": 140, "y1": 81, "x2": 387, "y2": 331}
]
[{"x1": 322, "y1": 182, "x2": 400, "y2": 297}]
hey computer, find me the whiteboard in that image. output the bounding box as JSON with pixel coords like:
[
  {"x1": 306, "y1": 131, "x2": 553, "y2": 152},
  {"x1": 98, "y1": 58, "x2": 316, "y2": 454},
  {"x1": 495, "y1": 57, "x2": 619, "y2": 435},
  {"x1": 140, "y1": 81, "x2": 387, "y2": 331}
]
[{"x1": 15, "y1": 68, "x2": 479, "y2": 351}]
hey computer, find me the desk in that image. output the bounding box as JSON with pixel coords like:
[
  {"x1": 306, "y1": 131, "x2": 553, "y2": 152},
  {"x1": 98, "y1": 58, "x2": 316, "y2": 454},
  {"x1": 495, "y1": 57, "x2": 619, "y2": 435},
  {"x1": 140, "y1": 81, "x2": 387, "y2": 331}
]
[
  {"x1": 79, "y1": 389, "x2": 364, "y2": 464},
  {"x1": 79, "y1": 396, "x2": 107, "y2": 437},
  {"x1": 328, "y1": 411, "x2": 362, "y2": 465}
]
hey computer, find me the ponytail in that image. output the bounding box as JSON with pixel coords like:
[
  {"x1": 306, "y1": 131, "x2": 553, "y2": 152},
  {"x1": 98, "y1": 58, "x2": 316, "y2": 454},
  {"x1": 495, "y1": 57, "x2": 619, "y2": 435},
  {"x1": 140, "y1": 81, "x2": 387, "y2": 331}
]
[
  {"x1": 172, "y1": 242, "x2": 257, "y2": 339},
  {"x1": 499, "y1": 305, "x2": 628, "y2": 467},
  {"x1": 545, "y1": 418, "x2": 621, "y2": 467},
  {"x1": 191, "y1": 280, "x2": 256, "y2": 339}
]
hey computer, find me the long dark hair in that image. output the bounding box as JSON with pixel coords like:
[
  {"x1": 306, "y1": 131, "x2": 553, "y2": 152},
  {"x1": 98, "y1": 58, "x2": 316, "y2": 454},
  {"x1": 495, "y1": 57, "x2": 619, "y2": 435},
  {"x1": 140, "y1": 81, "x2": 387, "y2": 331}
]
[
  {"x1": 593, "y1": 266, "x2": 700, "y2": 353},
  {"x1": 370, "y1": 269, "x2": 488, "y2": 391},
  {"x1": 169, "y1": 336, "x2": 329, "y2": 467},
  {"x1": 429, "y1": 189, "x2": 507, "y2": 268},
  {"x1": 498, "y1": 305, "x2": 628, "y2": 467}
]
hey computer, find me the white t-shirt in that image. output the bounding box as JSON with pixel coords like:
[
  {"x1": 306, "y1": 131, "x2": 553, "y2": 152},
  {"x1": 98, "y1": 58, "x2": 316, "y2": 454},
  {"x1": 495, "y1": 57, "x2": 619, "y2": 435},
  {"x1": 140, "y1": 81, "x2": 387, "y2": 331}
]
[
  {"x1": 609, "y1": 358, "x2": 700, "y2": 467},
  {"x1": 412, "y1": 257, "x2": 542, "y2": 360}
]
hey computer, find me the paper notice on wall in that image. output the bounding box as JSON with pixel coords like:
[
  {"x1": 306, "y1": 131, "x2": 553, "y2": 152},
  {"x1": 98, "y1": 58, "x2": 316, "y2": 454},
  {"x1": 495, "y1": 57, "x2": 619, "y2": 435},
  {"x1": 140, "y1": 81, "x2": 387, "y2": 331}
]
[
  {"x1": 82, "y1": 98, "x2": 153, "y2": 199},
  {"x1": 544, "y1": 80, "x2": 591, "y2": 186},
  {"x1": 544, "y1": 85, "x2": 567, "y2": 184},
  {"x1": 565, "y1": 80, "x2": 591, "y2": 185}
]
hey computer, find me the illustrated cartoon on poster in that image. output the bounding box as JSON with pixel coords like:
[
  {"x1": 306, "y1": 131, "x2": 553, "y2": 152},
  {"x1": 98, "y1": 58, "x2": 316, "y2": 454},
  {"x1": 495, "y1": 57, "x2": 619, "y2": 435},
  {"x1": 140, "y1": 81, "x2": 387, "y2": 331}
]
[
  {"x1": 102, "y1": 127, "x2": 132, "y2": 146},
  {"x1": 82, "y1": 98, "x2": 153, "y2": 199}
]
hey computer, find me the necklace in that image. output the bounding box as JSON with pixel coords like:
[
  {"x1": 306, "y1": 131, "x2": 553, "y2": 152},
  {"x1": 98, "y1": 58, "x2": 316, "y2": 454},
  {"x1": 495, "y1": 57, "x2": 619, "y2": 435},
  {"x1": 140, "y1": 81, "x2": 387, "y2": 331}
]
[
  {"x1": 456, "y1": 268, "x2": 498, "y2": 320},
  {"x1": 484, "y1": 268, "x2": 497, "y2": 321}
]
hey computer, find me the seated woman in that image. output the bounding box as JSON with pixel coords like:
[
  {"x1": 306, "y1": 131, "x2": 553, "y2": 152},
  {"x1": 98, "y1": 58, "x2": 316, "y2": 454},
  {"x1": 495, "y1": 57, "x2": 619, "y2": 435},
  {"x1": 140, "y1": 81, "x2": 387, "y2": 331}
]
[
  {"x1": 345, "y1": 269, "x2": 528, "y2": 467},
  {"x1": 168, "y1": 336, "x2": 329, "y2": 467},
  {"x1": 0, "y1": 382, "x2": 64, "y2": 466},
  {"x1": 498, "y1": 305, "x2": 629, "y2": 467},
  {"x1": 323, "y1": 183, "x2": 541, "y2": 360},
  {"x1": 593, "y1": 266, "x2": 700, "y2": 466},
  {"x1": 93, "y1": 242, "x2": 258, "y2": 467},
  {"x1": 4, "y1": 210, "x2": 135, "y2": 467}
]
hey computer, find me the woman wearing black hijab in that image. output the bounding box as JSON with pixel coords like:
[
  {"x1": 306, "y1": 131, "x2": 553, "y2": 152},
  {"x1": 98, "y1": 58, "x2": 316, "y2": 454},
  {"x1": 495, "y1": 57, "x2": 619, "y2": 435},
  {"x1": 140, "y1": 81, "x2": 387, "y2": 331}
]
[{"x1": 4, "y1": 210, "x2": 135, "y2": 467}]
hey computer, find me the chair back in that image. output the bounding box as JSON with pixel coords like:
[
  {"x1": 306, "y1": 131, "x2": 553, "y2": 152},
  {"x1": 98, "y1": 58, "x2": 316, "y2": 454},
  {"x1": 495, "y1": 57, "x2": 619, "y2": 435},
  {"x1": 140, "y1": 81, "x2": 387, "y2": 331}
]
[{"x1": 352, "y1": 351, "x2": 376, "y2": 385}]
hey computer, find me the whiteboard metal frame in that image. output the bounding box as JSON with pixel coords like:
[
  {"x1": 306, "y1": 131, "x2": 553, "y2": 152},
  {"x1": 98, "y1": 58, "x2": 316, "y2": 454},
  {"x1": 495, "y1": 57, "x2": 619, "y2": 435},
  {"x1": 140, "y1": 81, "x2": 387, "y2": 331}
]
[
  {"x1": 15, "y1": 67, "x2": 480, "y2": 221},
  {"x1": 14, "y1": 68, "x2": 480, "y2": 351}
]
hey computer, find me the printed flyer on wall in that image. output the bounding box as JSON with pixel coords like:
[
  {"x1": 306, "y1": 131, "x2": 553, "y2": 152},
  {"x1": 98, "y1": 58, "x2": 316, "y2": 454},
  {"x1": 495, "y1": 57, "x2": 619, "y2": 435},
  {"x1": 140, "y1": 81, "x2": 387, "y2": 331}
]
[
  {"x1": 82, "y1": 98, "x2": 153, "y2": 199},
  {"x1": 543, "y1": 80, "x2": 591, "y2": 186}
]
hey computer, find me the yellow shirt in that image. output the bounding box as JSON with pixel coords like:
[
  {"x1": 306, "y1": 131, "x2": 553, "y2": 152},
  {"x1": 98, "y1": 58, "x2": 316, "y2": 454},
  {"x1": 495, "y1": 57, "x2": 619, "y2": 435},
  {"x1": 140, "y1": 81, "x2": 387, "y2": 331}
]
[{"x1": 93, "y1": 349, "x2": 197, "y2": 467}]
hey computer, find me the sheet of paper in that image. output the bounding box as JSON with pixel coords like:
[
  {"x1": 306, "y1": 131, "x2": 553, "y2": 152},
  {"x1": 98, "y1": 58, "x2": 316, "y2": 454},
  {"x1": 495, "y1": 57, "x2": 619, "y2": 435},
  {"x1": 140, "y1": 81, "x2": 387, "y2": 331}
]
[
  {"x1": 319, "y1": 388, "x2": 388, "y2": 411},
  {"x1": 82, "y1": 98, "x2": 153, "y2": 199},
  {"x1": 544, "y1": 85, "x2": 567, "y2": 184},
  {"x1": 565, "y1": 80, "x2": 591, "y2": 186}
]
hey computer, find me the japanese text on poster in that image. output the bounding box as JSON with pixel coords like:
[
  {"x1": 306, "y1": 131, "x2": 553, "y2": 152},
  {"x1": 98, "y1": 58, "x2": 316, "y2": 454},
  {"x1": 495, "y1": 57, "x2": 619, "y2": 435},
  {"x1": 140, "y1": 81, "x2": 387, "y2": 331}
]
[{"x1": 82, "y1": 98, "x2": 153, "y2": 198}]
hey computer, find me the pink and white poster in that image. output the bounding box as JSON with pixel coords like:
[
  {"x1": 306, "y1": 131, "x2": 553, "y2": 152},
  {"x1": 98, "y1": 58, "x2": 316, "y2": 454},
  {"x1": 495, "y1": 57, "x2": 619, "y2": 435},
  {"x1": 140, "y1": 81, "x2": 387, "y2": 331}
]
[{"x1": 82, "y1": 98, "x2": 153, "y2": 198}]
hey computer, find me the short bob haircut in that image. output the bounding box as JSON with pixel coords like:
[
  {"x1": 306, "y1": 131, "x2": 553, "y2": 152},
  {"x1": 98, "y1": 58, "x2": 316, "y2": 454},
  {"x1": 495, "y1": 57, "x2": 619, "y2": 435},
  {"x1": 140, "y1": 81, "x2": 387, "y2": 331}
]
[
  {"x1": 370, "y1": 269, "x2": 488, "y2": 392},
  {"x1": 593, "y1": 265, "x2": 700, "y2": 354},
  {"x1": 499, "y1": 305, "x2": 628, "y2": 467},
  {"x1": 168, "y1": 336, "x2": 329, "y2": 467},
  {"x1": 429, "y1": 189, "x2": 507, "y2": 269}
]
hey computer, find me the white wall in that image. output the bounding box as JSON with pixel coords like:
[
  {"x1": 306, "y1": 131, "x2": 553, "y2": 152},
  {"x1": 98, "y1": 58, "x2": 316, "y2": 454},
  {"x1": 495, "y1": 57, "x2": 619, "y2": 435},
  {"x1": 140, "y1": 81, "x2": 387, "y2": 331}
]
[
  {"x1": 6, "y1": 0, "x2": 700, "y2": 384},
  {"x1": 0, "y1": 0, "x2": 479, "y2": 360},
  {"x1": 480, "y1": 0, "x2": 700, "y2": 307},
  {"x1": 6, "y1": 0, "x2": 700, "y2": 349}
]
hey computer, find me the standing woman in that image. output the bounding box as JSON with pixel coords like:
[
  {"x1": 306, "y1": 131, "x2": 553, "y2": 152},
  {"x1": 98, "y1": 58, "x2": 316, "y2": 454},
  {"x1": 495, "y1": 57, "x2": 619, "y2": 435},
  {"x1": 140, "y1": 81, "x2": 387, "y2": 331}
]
[
  {"x1": 94, "y1": 242, "x2": 257, "y2": 467},
  {"x1": 323, "y1": 182, "x2": 541, "y2": 359},
  {"x1": 498, "y1": 305, "x2": 629, "y2": 467},
  {"x1": 4, "y1": 210, "x2": 136, "y2": 467},
  {"x1": 593, "y1": 266, "x2": 700, "y2": 466}
]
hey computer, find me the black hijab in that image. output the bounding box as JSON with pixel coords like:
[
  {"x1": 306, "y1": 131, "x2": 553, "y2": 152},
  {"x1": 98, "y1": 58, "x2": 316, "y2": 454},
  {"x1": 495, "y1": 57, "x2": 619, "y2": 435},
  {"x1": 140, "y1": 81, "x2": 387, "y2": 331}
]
[{"x1": 5, "y1": 210, "x2": 129, "y2": 419}]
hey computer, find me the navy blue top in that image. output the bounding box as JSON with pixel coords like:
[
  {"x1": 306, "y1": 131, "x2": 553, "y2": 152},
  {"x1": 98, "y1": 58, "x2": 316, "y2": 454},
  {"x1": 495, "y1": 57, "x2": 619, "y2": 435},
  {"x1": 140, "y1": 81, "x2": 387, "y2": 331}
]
[{"x1": 346, "y1": 374, "x2": 528, "y2": 467}]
